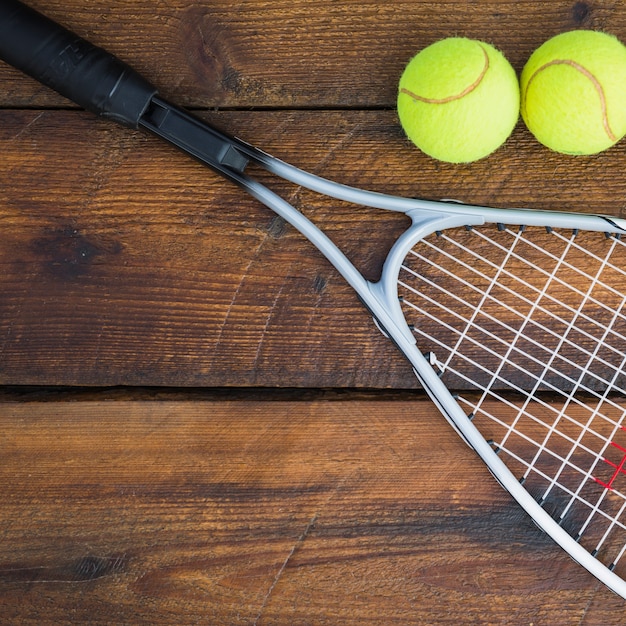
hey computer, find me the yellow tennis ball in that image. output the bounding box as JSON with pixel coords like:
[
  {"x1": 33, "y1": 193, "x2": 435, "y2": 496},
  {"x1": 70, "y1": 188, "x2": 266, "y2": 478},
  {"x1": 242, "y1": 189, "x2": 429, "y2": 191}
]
[
  {"x1": 521, "y1": 30, "x2": 626, "y2": 155},
  {"x1": 397, "y1": 37, "x2": 520, "y2": 163}
]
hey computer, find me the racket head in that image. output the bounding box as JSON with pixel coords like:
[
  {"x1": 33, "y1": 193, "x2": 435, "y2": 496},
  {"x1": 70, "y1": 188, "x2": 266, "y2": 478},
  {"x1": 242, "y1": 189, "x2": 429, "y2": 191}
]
[{"x1": 375, "y1": 205, "x2": 626, "y2": 598}]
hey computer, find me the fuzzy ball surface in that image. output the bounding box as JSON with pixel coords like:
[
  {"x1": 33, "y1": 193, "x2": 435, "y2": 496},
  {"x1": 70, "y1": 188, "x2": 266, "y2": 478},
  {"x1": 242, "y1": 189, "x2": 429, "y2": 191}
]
[
  {"x1": 397, "y1": 37, "x2": 520, "y2": 163},
  {"x1": 521, "y1": 30, "x2": 626, "y2": 155}
]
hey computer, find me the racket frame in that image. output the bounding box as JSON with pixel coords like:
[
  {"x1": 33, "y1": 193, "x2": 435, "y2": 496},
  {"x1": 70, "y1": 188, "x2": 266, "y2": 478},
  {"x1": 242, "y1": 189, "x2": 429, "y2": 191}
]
[{"x1": 143, "y1": 99, "x2": 626, "y2": 596}]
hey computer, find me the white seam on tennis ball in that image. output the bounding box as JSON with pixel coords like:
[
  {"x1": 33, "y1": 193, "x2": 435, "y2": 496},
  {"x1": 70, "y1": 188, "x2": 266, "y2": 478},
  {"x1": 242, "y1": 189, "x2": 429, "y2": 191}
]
[
  {"x1": 524, "y1": 58, "x2": 616, "y2": 141},
  {"x1": 399, "y1": 43, "x2": 490, "y2": 104}
]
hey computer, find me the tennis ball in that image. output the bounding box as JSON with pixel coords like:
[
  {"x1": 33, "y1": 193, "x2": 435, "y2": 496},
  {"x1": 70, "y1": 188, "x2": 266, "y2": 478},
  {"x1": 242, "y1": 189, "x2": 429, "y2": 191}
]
[
  {"x1": 397, "y1": 37, "x2": 520, "y2": 163},
  {"x1": 521, "y1": 30, "x2": 626, "y2": 155}
]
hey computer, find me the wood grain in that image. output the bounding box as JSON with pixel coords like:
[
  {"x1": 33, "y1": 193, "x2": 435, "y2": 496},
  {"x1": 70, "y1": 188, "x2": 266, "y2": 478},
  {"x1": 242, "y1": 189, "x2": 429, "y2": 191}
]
[
  {"x1": 3, "y1": 1, "x2": 626, "y2": 387},
  {"x1": 0, "y1": 0, "x2": 620, "y2": 110},
  {"x1": 2, "y1": 108, "x2": 626, "y2": 387},
  {"x1": 3, "y1": 0, "x2": 626, "y2": 621},
  {"x1": 0, "y1": 396, "x2": 621, "y2": 624}
]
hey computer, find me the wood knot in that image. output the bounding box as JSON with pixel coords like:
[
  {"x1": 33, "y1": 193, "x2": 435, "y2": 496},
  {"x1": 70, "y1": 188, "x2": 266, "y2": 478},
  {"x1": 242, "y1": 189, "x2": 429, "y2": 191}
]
[
  {"x1": 31, "y1": 226, "x2": 122, "y2": 280},
  {"x1": 73, "y1": 555, "x2": 127, "y2": 581},
  {"x1": 572, "y1": 2, "x2": 592, "y2": 25},
  {"x1": 312, "y1": 275, "x2": 327, "y2": 294},
  {"x1": 179, "y1": 6, "x2": 263, "y2": 104}
]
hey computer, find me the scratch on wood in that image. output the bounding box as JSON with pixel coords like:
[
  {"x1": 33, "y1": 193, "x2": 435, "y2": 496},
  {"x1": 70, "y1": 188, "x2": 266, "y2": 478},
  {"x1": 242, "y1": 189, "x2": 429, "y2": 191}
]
[
  {"x1": 252, "y1": 472, "x2": 353, "y2": 623},
  {"x1": 211, "y1": 222, "x2": 288, "y2": 355},
  {"x1": 249, "y1": 273, "x2": 291, "y2": 374},
  {"x1": 11, "y1": 111, "x2": 46, "y2": 140},
  {"x1": 253, "y1": 514, "x2": 318, "y2": 625},
  {"x1": 211, "y1": 252, "x2": 258, "y2": 352},
  {"x1": 577, "y1": 583, "x2": 603, "y2": 625},
  {"x1": 310, "y1": 123, "x2": 362, "y2": 178}
]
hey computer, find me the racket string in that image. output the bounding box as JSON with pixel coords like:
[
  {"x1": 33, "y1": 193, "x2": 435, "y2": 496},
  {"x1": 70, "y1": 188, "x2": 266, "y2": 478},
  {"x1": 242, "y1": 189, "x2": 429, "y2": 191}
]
[
  {"x1": 402, "y1": 244, "x2": 626, "y2": 385},
  {"x1": 526, "y1": 302, "x2": 626, "y2": 501},
  {"x1": 399, "y1": 272, "x2": 625, "y2": 426},
  {"x1": 398, "y1": 224, "x2": 626, "y2": 571},
  {"x1": 499, "y1": 233, "x2": 625, "y2": 490},
  {"x1": 402, "y1": 290, "x2": 626, "y2": 475},
  {"x1": 455, "y1": 392, "x2": 626, "y2": 537},
  {"x1": 418, "y1": 228, "x2": 626, "y2": 355}
]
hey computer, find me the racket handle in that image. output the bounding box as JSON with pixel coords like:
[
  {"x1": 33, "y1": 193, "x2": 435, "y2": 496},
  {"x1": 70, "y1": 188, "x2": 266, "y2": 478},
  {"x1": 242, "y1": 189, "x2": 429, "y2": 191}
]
[{"x1": 0, "y1": 0, "x2": 156, "y2": 128}]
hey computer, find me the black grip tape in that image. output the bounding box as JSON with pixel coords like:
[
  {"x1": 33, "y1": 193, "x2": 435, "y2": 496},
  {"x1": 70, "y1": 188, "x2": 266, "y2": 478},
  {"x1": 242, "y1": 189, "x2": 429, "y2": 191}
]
[{"x1": 0, "y1": 0, "x2": 157, "y2": 127}]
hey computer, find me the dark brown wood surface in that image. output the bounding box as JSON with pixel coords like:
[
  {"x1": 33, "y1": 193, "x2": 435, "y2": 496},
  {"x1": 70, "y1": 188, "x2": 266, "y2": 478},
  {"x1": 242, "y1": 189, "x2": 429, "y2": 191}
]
[
  {"x1": 1, "y1": 392, "x2": 624, "y2": 624},
  {"x1": 2, "y1": 0, "x2": 626, "y2": 622}
]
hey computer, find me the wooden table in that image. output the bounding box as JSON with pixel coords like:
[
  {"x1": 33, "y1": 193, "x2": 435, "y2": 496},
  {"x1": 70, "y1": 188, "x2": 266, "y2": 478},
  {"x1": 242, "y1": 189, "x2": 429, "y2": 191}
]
[{"x1": 2, "y1": 1, "x2": 626, "y2": 623}]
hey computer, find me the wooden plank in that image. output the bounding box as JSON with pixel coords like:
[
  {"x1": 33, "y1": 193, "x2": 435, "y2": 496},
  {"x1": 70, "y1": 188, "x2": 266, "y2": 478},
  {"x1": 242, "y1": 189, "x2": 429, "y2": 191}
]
[
  {"x1": 2, "y1": 108, "x2": 626, "y2": 387},
  {"x1": 0, "y1": 1, "x2": 622, "y2": 109},
  {"x1": 0, "y1": 109, "x2": 402, "y2": 387},
  {"x1": 0, "y1": 396, "x2": 621, "y2": 623}
]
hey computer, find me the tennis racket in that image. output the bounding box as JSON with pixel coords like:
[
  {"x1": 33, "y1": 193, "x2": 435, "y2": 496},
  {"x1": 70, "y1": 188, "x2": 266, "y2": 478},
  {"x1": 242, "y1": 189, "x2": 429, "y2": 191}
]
[{"x1": 2, "y1": 0, "x2": 626, "y2": 599}]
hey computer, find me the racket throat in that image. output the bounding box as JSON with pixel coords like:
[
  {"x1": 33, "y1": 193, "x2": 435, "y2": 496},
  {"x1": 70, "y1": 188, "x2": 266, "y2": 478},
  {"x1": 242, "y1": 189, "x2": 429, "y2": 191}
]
[{"x1": 139, "y1": 96, "x2": 250, "y2": 178}]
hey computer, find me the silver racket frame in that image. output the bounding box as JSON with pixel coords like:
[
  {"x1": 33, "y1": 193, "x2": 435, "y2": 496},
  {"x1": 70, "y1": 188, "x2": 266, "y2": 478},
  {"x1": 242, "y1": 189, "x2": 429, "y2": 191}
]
[{"x1": 231, "y1": 142, "x2": 626, "y2": 598}]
